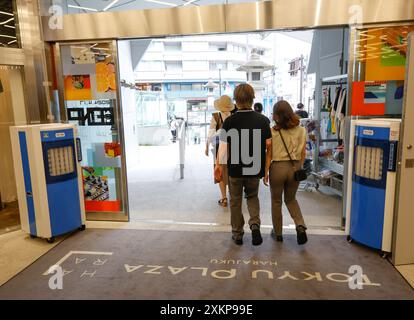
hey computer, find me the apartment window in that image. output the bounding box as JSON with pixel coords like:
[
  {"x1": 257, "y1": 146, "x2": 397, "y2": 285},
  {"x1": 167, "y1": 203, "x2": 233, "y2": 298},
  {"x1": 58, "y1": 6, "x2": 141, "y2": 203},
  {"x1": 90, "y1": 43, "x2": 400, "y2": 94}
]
[
  {"x1": 233, "y1": 63, "x2": 241, "y2": 70},
  {"x1": 151, "y1": 84, "x2": 162, "y2": 91},
  {"x1": 183, "y1": 61, "x2": 208, "y2": 71},
  {"x1": 164, "y1": 42, "x2": 182, "y2": 52},
  {"x1": 181, "y1": 84, "x2": 192, "y2": 91},
  {"x1": 182, "y1": 41, "x2": 208, "y2": 51},
  {"x1": 170, "y1": 84, "x2": 181, "y2": 91},
  {"x1": 209, "y1": 62, "x2": 227, "y2": 71},
  {"x1": 233, "y1": 45, "x2": 246, "y2": 53},
  {"x1": 165, "y1": 61, "x2": 183, "y2": 72},
  {"x1": 192, "y1": 83, "x2": 203, "y2": 91},
  {"x1": 209, "y1": 43, "x2": 227, "y2": 51},
  {"x1": 150, "y1": 41, "x2": 164, "y2": 51},
  {"x1": 252, "y1": 72, "x2": 261, "y2": 81},
  {"x1": 137, "y1": 61, "x2": 164, "y2": 72}
]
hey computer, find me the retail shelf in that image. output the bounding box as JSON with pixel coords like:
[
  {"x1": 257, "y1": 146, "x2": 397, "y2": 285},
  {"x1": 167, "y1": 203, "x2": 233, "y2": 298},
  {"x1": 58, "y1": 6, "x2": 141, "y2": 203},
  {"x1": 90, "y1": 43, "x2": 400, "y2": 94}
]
[
  {"x1": 322, "y1": 74, "x2": 348, "y2": 82},
  {"x1": 318, "y1": 157, "x2": 344, "y2": 175},
  {"x1": 328, "y1": 186, "x2": 343, "y2": 197}
]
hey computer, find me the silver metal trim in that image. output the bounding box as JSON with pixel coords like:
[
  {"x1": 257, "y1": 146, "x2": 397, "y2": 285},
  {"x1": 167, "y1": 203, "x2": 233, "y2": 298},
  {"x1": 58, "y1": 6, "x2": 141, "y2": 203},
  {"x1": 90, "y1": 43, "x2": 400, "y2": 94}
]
[
  {"x1": 113, "y1": 39, "x2": 130, "y2": 222},
  {"x1": 392, "y1": 32, "x2": 414, "y2": 266},
  {"x1": 53, "y1": 43, "x2": 66, "y2": 122},
  {"x1": 0, "y1": 48, "x2": 25, "y2": 65},
  {"x1": 41, "y1": 0, "x2": 414, "y2": 42},
  {"x1": 16, "y1": 0, "x2": 50, "y2": 123}
]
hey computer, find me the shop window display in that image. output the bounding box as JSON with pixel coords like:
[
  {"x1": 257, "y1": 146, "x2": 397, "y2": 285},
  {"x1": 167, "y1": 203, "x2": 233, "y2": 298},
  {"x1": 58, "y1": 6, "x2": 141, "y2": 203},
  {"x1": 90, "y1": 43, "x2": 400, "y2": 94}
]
[
  {"x1": 60, "y1": 42, "x2": 125, "y2": 214},
  {"x1": 351, "y1": 26, "x2": 414, "y2": 116}
]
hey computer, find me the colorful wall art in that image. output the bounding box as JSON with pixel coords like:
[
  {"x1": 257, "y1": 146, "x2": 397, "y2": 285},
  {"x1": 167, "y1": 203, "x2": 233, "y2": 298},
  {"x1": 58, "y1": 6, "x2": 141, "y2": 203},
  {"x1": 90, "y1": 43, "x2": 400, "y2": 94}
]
[
  {"x1": 82, "y1": 166, "x2": 121, "y2": 212},
  {"x1": 357, "y1": 27, "x2": 414, "y2": 81},
  {"x1": 96, "y1": 62, "x2": 116, "y2": 93},
  {"x1": 351, "y1": 82, "x2": 386, "y2": 116},
  {"x1": 64, "y1": 75, "x2": 92, "y2": 101}
]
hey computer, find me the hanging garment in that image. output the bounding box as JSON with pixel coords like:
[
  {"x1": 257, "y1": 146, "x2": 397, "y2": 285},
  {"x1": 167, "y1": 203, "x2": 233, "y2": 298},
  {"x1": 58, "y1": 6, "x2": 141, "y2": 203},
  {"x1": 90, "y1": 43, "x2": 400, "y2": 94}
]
[
  {"x1": 339, "y1": 90, "x2": 347, "y2": 141},
  {"x1": 329, "y1": 87, "x2": 336, "y2": 135},
  {"x1": 327, "y1": 115, "x2": 332, "y2": 134},
  {"x1": 331, "y1": 87, "x2": 340, "y2": 122},
  {"x1": 333, "y1": 87, "x2": 341, "y2": 112},
  {"x1": 322, "y1": 88, "x2": 329, "y2": 110},
  {"x1": 324, "y1": 87, "x2": 333, "y2": 134},
  {"x1": 335, "y1": 88, "x2": 347, "y2": 141}
]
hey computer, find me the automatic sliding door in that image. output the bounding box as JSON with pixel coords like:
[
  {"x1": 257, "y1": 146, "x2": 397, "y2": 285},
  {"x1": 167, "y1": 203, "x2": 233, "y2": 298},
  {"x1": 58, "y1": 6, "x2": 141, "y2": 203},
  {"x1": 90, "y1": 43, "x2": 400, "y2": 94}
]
[{"x1": 58, "y1": 41, "x2": 128, "y2": 221}]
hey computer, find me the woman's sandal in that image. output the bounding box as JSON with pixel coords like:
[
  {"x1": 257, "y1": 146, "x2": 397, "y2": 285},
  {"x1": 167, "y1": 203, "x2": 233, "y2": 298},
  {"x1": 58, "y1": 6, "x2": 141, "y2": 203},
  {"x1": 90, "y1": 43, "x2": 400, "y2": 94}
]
[{"x1": 218, "y1": 198, "x2": 228, "y2": 207}]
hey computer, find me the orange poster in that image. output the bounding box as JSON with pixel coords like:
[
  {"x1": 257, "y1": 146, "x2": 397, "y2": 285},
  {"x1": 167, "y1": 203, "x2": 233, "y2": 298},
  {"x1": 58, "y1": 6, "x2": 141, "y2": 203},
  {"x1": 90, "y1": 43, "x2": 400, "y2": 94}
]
[
  {"x1": 361, "y1": 27, "x2": 414, "y2": 81},
  {"x1": 96, "y1": 62, "x2": 116, "y2": 93},
  {"x1": 64, "y1": 75, "x2": 92, "y2": 101}
]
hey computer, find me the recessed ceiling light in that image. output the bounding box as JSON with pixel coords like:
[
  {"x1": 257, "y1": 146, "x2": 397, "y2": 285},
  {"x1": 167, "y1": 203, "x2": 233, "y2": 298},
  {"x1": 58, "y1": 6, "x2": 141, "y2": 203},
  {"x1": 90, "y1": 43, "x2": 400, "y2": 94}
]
[
  {"x1": 145, "y1": 0, "x2": 178, "y2": 7},
  {"x1": 0, "y1": 18, "x2": 14, "y2": 26},
  {"x1": 68, "y1": 5, "x2": 98, "y2": 12},
  {"x1": 183, "y1": 0, "x2": 197, "y2": 6},
  {"x1": 103, "y1": 0, "x2": 121, "y2": 11},
  {"x1": 7, "y1": 39, "x2": 17, "y2": 45},
  {"x1": 0, "y1": 34, "x2": 17, "y2": 39},
  {"x1": 4, "y1": 25, "x2": 15, "y2": 29},
  {"x1": 0, "y1": 11, "x2": 14, "y2": 17}
]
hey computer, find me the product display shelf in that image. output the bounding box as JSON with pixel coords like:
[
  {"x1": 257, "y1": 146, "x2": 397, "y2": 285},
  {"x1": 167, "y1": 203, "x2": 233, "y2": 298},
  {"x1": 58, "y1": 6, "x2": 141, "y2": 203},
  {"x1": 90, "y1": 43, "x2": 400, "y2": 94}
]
[
  {"x1": 318, "y1": 157, "x2": 344, "y2": 175},
  {"x1": 313, "y1": 74, "x2": 348, "y2": 197}
]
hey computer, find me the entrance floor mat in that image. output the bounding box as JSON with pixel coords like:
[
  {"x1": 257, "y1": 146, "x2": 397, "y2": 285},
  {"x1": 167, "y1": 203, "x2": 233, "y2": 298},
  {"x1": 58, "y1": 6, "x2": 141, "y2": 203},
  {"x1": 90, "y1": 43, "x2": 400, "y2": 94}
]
[{"x1": 0, "y1": 229, "x2": 413, "y2": 299}]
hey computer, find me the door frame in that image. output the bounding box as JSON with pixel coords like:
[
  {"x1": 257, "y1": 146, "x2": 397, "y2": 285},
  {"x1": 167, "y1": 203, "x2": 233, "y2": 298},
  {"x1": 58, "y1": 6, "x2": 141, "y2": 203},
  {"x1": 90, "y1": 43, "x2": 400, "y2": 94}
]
[
  {"x1": 51, "y1": 20, "x2": 414, "y2": 229},
  {"x1": 392, "y1": 32, "x2": 414, "y2": 265},
  {"x1": 54, "y1": 40, "x2": 129, "y2": 222}
]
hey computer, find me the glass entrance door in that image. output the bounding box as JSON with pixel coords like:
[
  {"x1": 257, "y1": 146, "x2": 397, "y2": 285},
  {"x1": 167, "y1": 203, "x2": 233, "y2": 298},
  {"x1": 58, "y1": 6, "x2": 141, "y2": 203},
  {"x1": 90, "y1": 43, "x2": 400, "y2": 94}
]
[{"x1": 58, "y1": 41, "x2": 129, "y2": 221}]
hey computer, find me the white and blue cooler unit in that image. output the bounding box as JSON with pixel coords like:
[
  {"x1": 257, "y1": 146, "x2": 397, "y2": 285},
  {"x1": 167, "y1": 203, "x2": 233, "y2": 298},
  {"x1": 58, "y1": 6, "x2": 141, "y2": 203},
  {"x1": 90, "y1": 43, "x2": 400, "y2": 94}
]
[
  {"x1": 345, "y1": 119, "x2": 401, "y2": 255},
  {"x1": 10, "y1": 124, "x2": 86, "y2": 243}
]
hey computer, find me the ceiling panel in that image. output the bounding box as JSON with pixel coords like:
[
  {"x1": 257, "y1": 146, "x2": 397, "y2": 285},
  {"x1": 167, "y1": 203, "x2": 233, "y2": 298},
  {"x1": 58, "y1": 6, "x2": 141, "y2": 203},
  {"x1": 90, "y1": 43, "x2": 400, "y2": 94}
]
[
  {"x1": 0, "y1": 0, "x2": 18, "y2": 48},
  {"x1": 65, "y1": 0, "x2": 265, "y2": 13}
]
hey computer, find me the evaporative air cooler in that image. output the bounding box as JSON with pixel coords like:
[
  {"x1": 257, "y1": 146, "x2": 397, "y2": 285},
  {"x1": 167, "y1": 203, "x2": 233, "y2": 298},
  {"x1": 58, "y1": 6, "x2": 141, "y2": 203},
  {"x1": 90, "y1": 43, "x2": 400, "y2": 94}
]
[
  {"x1": 10, "y1": 124, "x2": 86, "y2": 243},
  {"x1": 345, "y1": 119, "x2": 401, "y2": 257}
]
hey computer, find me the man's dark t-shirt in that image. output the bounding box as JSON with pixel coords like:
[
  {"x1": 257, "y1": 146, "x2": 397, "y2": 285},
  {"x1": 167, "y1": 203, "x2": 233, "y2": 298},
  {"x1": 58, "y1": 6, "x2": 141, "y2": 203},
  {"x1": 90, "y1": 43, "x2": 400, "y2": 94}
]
[{"x1": 220, "y1": 110, "x2": 272, "y2": 178}]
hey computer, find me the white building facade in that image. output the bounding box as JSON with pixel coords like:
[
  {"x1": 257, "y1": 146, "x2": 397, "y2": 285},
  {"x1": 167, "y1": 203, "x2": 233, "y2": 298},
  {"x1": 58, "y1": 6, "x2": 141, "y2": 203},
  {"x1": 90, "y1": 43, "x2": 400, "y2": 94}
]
[{"x1": 134, "y1": 34, "x2": 275, "y2": 144}]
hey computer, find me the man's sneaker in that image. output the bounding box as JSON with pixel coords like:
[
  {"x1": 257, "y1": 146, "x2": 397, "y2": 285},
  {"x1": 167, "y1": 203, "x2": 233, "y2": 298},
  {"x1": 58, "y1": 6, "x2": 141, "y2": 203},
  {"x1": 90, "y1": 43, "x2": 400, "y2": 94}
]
[
  {"x1": 251, "y1": 224, "x2": 263, "y2": 246},
  {"x1": 271, "y1": 229, "x2": 283, "y2": 242},
  {"x1": 296, "y1": 225, "x2": 308, "y2": 245},
  {"x1": 232, "y1": 236, "x2": 243, "y2": 246}
]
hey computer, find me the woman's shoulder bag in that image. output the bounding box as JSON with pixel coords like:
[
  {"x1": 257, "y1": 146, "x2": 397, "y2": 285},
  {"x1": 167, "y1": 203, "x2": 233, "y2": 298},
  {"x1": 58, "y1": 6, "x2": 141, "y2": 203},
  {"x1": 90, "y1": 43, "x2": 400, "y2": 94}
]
[{"x1": 277, "y1": 129, "x2": 307, "y2": 182}]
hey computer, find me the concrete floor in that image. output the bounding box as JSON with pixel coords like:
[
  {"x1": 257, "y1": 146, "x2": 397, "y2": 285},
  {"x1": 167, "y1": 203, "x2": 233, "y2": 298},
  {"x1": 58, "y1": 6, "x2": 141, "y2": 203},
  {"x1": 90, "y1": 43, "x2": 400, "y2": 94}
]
[{"x1": 128, "y1": 144, "x2": 343, "y2": 229}]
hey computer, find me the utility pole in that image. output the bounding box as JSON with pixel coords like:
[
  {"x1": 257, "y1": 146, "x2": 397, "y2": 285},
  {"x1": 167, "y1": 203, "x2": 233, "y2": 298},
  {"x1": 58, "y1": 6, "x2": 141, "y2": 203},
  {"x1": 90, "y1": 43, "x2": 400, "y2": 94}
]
[
  {"x1": 219, "y1": 67, "x2": 222, "y2": 96},
  {"x1": 289, "y1": 55, "x2": 306, "y2": 105},
  {"x1": 299, "y1": 54, "x2": 304, "y2": 104}
]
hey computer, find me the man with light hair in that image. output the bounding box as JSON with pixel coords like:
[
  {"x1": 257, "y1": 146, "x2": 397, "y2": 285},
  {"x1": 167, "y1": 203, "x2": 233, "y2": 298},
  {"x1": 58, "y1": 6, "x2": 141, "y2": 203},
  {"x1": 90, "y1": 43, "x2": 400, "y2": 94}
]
[{"x1": 215, "y1": 84, "x2": 272, "y2": 246}]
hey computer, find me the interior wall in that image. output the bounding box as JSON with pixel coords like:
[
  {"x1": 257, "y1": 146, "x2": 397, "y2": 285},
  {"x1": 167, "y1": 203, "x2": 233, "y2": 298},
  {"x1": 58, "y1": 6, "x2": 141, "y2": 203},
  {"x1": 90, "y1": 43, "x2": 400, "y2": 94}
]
[
  {"x1": 0, "y1": 68, "x2": 26, "y2": 202},
  {"x1": 308, "y1": 28, "x2": 349, "y2": 119}
]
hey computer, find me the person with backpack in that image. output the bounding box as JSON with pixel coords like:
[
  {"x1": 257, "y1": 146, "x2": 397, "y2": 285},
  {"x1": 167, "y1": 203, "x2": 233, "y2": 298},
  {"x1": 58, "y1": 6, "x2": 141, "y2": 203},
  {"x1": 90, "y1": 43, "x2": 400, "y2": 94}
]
[{"x1": 205, "y1": 95, "x2": 234, "y2": 207}]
